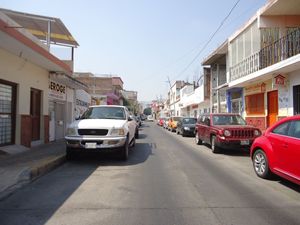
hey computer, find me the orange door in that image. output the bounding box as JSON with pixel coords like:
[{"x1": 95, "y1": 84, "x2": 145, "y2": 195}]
[{"x1": 267, "y1": 90, "x2": 278, "y2": 127}]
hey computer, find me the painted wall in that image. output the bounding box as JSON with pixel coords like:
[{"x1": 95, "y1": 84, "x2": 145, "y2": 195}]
[{"x1": 0, "y1": 48, "x2": 49, "y2": 144}]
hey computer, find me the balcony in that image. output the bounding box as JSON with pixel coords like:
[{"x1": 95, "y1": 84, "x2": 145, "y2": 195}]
[{"x1": 230, "y1": 28, "x2": 300, "y2": 82}]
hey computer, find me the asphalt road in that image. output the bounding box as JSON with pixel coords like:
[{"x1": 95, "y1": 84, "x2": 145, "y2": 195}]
[{"x1": 0, "y1": 122, "x2": 299, "y2": 225}]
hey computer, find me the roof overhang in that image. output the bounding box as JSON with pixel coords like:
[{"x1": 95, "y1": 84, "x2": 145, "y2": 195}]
[
  {"x1": 0, "y1": 12, "x2": 72, "y2": 74},
  {"x1": 0, "y1": 8, "x2": 78, "y2": 47},
  {"x1": 261, "y1": 0, "x2": 300, "y2": 16},
  {"x1": 202, "y1": 41, "x2": 228, "y2": 65}
]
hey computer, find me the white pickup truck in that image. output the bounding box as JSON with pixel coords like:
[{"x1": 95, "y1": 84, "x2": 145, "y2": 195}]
[{"x1": 65, "y1": 105, "x2": 138, "y2": 160}]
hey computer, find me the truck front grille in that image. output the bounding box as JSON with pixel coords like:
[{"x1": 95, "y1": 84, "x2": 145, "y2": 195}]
[
  {"x1": 231, "y1": 129, "x2": 254, "y2": 138},
  {"x1": 78, "y1": 129, "x2": 108, "y2": 136}
]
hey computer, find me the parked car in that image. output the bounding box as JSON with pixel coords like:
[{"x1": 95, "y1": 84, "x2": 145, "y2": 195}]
[
  {"x1": 157, "y1": 117, "x2": 165, "y2": 126},
  {"x1": 163, "y1": 117, "x2": 170, "y2": 129},
  {"x1": 195, "y1": 113, "x2": 261, "y2": 153},
  {"x1": 167, "y1": 116, "x2": 182, "y2": 132},
  {"x1": 135, "y1": 115, "x2": 142, "y2": 127},
  {"x1": 250, "y1": 115, "x2": 300, "y2": 185},
  {"x1": 147, "y1": 115, "x2": 154, "y2": 121},
  {"x1": 65, "y1": 105, "x2": 138, "y2": 160},
  {"x1": 176, "y1": 117, "x2": 197, "y2": 137}
]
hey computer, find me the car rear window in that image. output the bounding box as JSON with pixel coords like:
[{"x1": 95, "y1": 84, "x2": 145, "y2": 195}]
[{"x1": 182, "y1": 118, "x2": 197, "y2": 124}]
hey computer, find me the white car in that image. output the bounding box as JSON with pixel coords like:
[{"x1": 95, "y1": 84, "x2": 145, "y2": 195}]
[
  {"x1": 65, "y1": 105, "x2": 138, "y2": 160},
  {"x1": 147, "y1": 115, "x2": 154, "y2": 121}
]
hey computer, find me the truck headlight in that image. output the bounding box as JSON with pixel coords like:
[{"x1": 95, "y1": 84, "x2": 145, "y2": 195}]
[
  {"x1": 66, "y1": 128, "x2": 77, "y2": 136},
  {"x1": 110, "y1": 128, "x2": 125, "y2": 136},
  {"x1": 224, "y1": 130, "x2": 231, "y2": 137},
  {"x1": 254, "y1": 130, "x2": 261, "y2": 136}
]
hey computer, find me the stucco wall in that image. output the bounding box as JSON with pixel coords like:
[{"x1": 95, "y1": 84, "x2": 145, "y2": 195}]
[{"x1": 0, "y1": 48, "x2": 49, "y2": 144}]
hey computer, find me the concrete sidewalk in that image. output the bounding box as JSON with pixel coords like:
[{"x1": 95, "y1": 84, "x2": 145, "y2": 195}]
[{"x1": 0, "y1": 141, "x2": 66, "y2": 200}]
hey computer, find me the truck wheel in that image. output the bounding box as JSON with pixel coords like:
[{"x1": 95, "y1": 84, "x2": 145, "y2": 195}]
[
  {"x1": 120, "y1": 138, "x2": 129, "y2": 160},
  {"x1": 211, "y1": 135, "x2": 220, "y2": 153},
  {"x1": 195, "y1": 133, "x2": 202, "y2": 145}
]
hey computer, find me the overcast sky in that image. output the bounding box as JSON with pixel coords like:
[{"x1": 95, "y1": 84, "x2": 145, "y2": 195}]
[{"x1": 1, "y1": 0, "x2": 267, "y2": 101}]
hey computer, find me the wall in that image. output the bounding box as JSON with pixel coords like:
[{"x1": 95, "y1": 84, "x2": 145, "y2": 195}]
[{"x1": 0, "y1": 48, "x2": 49, "y2": 144}]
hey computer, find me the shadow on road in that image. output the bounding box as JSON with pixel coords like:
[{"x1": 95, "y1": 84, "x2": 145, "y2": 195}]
[
  {"x1": 67, "y1": 142, "x2": 153, "y2": 167},
  {"x1": 0, "y1": 142, "x2": 155, "y2": 225}
]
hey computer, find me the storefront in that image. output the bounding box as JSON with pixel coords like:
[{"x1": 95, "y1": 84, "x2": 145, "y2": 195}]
[
  {"x1": 243, "y1": 77, "x2": 289, "y2": 131},
  {"x1": 75, "y1": 89, "x2": 91, "y2": 118},
  {"x1": 48, "y1": 80, "x2": 68, "y2": 141},
  {"x1": 226, "y1": 88, "x2": 243, "y2": 114}
]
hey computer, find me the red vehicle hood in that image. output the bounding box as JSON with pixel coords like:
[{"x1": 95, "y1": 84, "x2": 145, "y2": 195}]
[{"x1": 213, "y1": 125, "x2": 256, "y2": 129}]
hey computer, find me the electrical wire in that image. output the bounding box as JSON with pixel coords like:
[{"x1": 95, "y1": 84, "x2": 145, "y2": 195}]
[{"x1": 173, "y1": 0, "x2": 241, "y2": 80}]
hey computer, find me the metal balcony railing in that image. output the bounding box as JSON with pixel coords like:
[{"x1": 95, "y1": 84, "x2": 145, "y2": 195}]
[
  {"x1": 260, "y1": 28, "x2": 300, "y2": 69},
  {"x1": 230, "y1": 28, "x2": 300, "y2": 82}
]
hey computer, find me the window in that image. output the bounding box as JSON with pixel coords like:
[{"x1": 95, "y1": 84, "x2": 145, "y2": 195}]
[
  {"x1": 245, "y1": 93, "x2": 264, "y2": 115},
  {"x1": 272, "y1": 122, "x2": 290, "y2": 136},
  {"x1": 289, "y1": 120, "x2": 300, "y2": 139}
]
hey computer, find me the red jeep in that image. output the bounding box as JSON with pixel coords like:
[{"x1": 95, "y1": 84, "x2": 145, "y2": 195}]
[{"x1": 195, "y1": 113, "x2": 261, "y2": 153}]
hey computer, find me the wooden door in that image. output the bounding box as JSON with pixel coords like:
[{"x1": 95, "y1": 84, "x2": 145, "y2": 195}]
[
  {"x1": 267, "y1": 90, "x2": 278, "y2": 127},
  {"x1": 30, "y1": 88, "x2": 41, "y2": 141}
]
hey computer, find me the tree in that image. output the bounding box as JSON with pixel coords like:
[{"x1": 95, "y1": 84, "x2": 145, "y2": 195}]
[{"x1": 143, "y1": 107, "x2": 152, "y2": 115}]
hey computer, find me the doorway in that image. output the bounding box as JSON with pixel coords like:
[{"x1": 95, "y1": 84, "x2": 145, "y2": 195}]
[
  {"x1": 293, "y1": 85, "x2": 300, "y2": 115},
  {"x1": 55, "y1": 102, "x2": 65, "y2": 140},
  {"x1": 0, "y1": 80, "x2": 16, "y2": 146},
  {"x1": 30, "y1": 88, "x2": 41, "y2": 141},
  {"x1": 267, "y1": 90, "x2": 278, "y2": 127}
]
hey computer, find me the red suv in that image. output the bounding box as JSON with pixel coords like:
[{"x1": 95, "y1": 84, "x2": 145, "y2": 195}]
[
  {"x1": 195, "y1": 113, "x2": 261, "y2": 153},
  {"x1": 250, "y1": 115, "x2": 300, "y2": 185}
]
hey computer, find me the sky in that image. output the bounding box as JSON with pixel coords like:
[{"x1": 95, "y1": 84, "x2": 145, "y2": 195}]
[{"x1": 1, "y1": 0, "x2": 267, "y2": 101}]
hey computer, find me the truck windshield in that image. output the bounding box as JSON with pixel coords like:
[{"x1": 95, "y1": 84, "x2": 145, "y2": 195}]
[
  {"x1": 81, "y1": 107, "x2": 126, "y2": 120},
  {"x1": 212, "y1": 115, "x2": 247, "y2": 125}
]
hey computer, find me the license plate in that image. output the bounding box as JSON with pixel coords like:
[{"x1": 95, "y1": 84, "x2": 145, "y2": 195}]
[
  {"x1": 241, "y1": 140, "x2": 250, "y2": 145},
  {"x1": 85, "y1": 142, "x2": 97, "y2": 149}
]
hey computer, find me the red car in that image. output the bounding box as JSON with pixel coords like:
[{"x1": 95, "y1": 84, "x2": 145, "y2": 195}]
[
  {"x1": 250, "y1": 115, "x2": 300, "y2": 185},
  {"x1": 195, "y1": 113, "x2": 261, "y2": 153}
]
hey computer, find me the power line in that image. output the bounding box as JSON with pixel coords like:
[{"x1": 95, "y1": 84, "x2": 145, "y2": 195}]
[{"x1": 173, "y1": 0, "x2": 241, "y2": 80}]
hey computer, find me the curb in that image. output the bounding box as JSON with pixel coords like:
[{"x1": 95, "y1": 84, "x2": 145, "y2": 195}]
[
  {"x1": 30, "y1": 155, "x2": 66, "y2": 180},
  {"x1": 0, "y1": 155, "x2": 66, "y2": 201}
]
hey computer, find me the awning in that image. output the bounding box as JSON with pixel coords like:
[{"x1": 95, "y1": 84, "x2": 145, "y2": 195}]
[{"x1": 0, "y1": 8, "x2": 78, "y2": 47}]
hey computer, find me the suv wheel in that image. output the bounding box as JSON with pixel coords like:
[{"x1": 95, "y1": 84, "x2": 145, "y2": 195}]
[
  {"x1": 253, "y1": 149, "x2": 271, "y2": 179},
  {"x1": 121, "y1": 137, "x2": 129, "y2": 161},
  {"x1": 195, "y1": 133, "x2": 202, "y2": 145},
  {"x1": 135, "y1": 128, "x2": 139, "y2": 139},
  {"x1": 211, "y1": 135, "x2": 220, "y2": 153}
]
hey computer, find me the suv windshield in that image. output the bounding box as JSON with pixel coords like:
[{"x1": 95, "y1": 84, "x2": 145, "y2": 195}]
[
  {"x1": 212, "y1": 115, "x2": 247, "y2": 126},
  {"x1": 81, "y1": 107, "x2": 126, "y2": 120},
  {"x1": 182, "y1": 118, "x2": 197, "y2": 124}
]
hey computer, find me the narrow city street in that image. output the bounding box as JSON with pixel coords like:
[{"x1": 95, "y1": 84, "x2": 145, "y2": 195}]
[{"x1": 0, "y1": 122, "x2": 299, "y2": 225}]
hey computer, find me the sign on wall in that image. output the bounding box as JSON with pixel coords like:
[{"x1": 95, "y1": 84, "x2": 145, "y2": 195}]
[{"x1": 49, "y1": 80, "x2": 66, "y2": 101}]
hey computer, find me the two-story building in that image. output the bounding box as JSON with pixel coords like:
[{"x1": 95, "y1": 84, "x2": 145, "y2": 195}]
[
  {"x1": 202, "y1": 0, "x2": 300, "y2": 131},
  {"x1": 0, "y1": 8, "x2": 86, "y2": 147}
]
